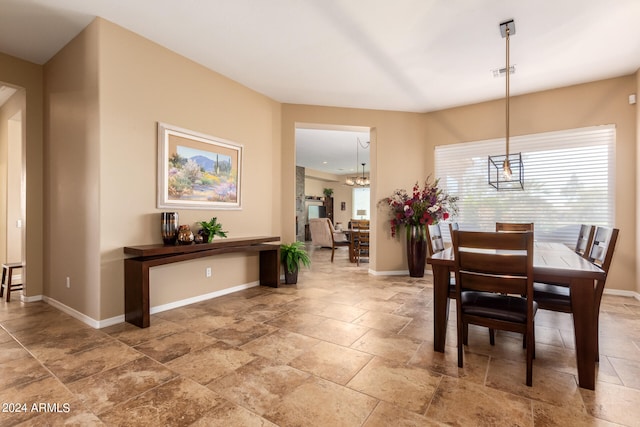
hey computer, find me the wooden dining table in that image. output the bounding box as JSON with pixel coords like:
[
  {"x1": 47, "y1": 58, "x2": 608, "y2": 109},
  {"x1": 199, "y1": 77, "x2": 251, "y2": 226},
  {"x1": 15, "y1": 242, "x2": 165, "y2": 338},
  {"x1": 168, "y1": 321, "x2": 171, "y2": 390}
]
[{"x1": 427, "y1": 241, "x2": 606, "y2": 390}]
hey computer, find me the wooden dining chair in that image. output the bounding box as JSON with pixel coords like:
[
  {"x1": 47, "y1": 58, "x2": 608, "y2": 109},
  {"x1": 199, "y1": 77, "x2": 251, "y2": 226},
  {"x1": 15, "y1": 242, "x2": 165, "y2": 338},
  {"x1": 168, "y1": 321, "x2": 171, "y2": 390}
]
[
  {"x1": 351, "y1": 220, "x2": 370, "y2": 266},
  {"x1": 426, "y1": 223, "x2": 445, "y2": 256},
  {"x1": 575, "y1": 224, "x2": 595, "y2": 258},
  {"x1": 496, "y1": 222, "x2": 534, "y2": 232},
  {"x1": 533, "y1": 226, "x2": 619, "y2": 361},
  {"x1": 452, "y1": 230, "x2": 536, "y2": 386}
]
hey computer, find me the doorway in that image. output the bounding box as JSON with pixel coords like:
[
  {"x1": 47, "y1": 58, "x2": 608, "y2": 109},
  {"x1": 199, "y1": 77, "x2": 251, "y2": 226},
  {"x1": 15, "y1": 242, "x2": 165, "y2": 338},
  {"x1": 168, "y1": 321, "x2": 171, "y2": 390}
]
[
  {"x1": 1, "y1": 84, "x2": 26, "y2": 292},
  {"x1": 294, "y1": 124, "x2": 371, "y2": 242}
]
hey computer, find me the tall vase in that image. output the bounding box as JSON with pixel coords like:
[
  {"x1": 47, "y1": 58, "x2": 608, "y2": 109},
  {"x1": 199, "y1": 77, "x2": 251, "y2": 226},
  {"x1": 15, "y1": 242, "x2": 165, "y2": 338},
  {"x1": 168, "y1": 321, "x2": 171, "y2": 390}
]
[
  {"x1": 406, "y1": 224, "x2": 427, "y2": 277},
  {"x1": 161, "y1": 212, "x2": 179, "y2": 245}
]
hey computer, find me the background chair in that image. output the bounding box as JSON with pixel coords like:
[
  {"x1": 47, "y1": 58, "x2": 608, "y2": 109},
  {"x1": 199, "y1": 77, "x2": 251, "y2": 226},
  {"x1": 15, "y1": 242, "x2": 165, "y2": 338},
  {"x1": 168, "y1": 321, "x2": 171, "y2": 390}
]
[
  {"x1": 426, "y1": 223, "x2": 445, "y2": 256},
  {"x1": 452, "y1": 230, "x2": 536, "y2": 386},
  {"x1": 309, "y1": 218, "x2": 350, "y2": 262},
  {"x1": 533, "y1": 226, "x2": 618, "y2": 361},
  {"x1": 1, "y1": 262, "x2": 24, "y2": 302},
  {"x1": 574, "y1": 224, "x2": 595, "y2": 258},
  {"x1": 496, "y1": 222, "x2": 534, "y2": 232},
  {"x1": 351, "y1": 219, "x2": 370, "y2": 265}
]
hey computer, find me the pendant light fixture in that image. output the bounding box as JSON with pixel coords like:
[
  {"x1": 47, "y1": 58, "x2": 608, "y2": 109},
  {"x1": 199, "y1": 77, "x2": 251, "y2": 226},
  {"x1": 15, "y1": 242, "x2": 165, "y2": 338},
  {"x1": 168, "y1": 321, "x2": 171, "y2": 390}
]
[
  {"x1": 488, "y1": 19, "x2": 524, "y2": 190},
  {"x1": 345, "y1": 138, "x2": 370, "y2": 187}
]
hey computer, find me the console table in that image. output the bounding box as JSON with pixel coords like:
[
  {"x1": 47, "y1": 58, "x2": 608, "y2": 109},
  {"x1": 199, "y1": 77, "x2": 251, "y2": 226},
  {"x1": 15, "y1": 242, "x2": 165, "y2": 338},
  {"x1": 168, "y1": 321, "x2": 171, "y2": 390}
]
[{"x1": 123, "y1": 236, "x2": 280, "y2": 328}]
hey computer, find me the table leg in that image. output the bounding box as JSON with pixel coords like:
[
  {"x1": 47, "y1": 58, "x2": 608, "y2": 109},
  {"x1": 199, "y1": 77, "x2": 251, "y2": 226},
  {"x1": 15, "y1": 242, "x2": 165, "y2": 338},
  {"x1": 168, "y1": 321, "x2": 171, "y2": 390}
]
[
  {"x1": 433, "y1": 265, "x2": 451, "y2": 352},
  {"x1": 570, "y1": 277, "x2": 597, "y2": 390},
  {"x1": 259, "y1": 247, "x2": 280, "y2": 287},
  {"x1": 124, "y1": 259, "x2": 150, "y2": 328}
]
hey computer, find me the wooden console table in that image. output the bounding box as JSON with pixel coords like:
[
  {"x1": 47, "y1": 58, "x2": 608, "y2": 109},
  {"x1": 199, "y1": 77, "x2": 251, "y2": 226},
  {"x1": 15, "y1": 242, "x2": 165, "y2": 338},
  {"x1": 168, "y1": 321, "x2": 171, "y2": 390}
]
[{"x1": 123, "y1": 236, "x2": 280, "y2": 328}]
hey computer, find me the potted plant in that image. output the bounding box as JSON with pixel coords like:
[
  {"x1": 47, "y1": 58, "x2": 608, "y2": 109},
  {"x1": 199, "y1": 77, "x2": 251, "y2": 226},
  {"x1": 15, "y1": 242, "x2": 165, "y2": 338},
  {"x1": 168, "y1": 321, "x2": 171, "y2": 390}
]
[
  {"x1": 197, "y1": 217, "x2": 228, "y2": 243},
  {"x1": 323, "y1": 188, "x2": 334, "y2": 198},
  {"x1": 280, "y1": 241, "x2": 311, "y2": 284}
]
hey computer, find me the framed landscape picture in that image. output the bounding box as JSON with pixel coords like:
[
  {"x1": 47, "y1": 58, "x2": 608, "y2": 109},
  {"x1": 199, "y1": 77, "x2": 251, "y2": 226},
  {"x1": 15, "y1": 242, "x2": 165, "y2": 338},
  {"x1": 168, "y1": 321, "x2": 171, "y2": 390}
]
[{"x1": 157, "y1": 122, "x2": 242, "y2": 210}]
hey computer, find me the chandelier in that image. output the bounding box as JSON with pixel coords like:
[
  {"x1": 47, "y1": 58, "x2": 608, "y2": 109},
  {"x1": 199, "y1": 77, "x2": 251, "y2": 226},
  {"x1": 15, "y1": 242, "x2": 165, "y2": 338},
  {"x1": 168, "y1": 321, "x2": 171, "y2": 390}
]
[
  {"x1": 488, "y1": 19, "x2": 524, "y2": 190},
  {"x1": 345, "y1": 138, "x2": 370, "y2": 187}
]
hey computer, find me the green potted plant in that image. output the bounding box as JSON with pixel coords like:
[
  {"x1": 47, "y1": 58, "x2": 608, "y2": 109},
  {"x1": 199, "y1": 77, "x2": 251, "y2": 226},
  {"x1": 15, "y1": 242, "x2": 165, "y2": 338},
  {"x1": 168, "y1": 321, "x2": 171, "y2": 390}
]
[
  {"x1": 280, "y1": 241, "x2": 311, "y2": 284},
  {"x1": 323, "y1": 188, "x2": 334, "y2": 198},
  {"x1": 197, "y1": 217, "x2": 228, "y2": 243}
]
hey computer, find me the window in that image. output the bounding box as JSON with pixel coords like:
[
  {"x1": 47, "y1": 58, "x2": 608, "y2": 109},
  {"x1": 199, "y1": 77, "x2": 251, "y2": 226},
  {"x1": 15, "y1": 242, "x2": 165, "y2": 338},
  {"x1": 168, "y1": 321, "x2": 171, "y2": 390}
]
[
  {"x1": 352, "y1": 187, "x2": 370, "y2": 220},
  {"x1": 435, "y1": 125, "x2": 615, "y2": 244}
]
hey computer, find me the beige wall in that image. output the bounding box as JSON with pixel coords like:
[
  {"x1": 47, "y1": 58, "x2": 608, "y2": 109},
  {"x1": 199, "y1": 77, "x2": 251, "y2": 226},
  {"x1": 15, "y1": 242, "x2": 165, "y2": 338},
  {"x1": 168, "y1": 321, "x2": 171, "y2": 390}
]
[
  {"x1": 424, "y1": 76, "x2": 637, "y2": 292},
  {"x1": 0, "y1": 52, "x2": 44, "y2": 298},
  {"x1": 44, "y1": 19, "x2": 283, "y2": 321}
]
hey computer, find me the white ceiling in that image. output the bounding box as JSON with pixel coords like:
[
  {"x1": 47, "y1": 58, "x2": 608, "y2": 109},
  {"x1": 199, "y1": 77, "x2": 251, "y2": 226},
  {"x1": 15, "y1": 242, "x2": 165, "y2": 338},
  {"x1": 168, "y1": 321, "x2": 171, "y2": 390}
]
[{"x1": 1, "y1": 0, "x2": 639, "y2": 174}]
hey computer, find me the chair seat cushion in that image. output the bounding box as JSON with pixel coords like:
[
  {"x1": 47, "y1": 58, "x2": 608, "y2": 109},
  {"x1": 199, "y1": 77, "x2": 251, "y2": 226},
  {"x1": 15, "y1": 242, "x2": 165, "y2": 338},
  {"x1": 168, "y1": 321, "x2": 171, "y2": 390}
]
[
  {"x1": 461, "y1": 291, "x2": 538, "y2": 323},
  {"x1": 533, "y1": 282, "x2": 571, "y2": 309}
]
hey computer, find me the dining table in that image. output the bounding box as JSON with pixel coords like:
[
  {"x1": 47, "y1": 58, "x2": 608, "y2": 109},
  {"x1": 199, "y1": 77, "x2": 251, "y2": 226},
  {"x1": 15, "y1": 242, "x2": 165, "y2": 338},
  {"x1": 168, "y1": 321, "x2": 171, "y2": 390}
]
[{"x1": 427, "y1": 241, "x2": 606, "y2": 390}]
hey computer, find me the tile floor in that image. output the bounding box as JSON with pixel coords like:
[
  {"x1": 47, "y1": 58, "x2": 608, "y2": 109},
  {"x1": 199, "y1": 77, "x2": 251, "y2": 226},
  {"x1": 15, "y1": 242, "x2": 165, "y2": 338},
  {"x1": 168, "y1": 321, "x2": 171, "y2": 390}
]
[{"x1": 1, "y1": 246, "x2": 640, "y2": 426}]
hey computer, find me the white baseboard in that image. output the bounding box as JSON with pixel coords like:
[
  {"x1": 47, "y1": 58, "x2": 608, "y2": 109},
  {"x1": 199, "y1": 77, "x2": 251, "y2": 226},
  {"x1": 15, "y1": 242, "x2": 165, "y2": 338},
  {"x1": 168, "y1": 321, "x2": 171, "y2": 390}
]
[
  {"x1": 43, "y1": 296, "x2": 104, "y2": 329},
  {"x1": 603, "y1": 288, "x2": 640, "y2": 301},
  {"x1": 369, "y1": 269, "x2": 408, "y2": 276},
  {"x1": 40, "y1": 281, "x2": 260, "y2": 329},
  {"x1": 150, "y1": 281, "x2": 259, "y2": 315}
]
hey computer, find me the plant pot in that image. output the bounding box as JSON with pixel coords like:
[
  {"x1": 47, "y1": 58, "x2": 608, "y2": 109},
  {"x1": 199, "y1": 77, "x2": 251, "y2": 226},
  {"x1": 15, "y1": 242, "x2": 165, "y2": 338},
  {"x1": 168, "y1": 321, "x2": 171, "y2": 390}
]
[
  {"x1": 406, "y1": 224, "x2": 427, "y2": 277},
  {"x1": 283, "y1": 266, "x2": 299, "y2": 284}
]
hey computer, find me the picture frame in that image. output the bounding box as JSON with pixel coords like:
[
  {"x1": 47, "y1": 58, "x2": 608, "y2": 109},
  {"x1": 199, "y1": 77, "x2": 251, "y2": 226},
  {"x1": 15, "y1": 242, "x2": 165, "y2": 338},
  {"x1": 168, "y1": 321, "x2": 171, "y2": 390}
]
[{"x1": 157, "y1": 122, "x2": 242, "y2": 210}]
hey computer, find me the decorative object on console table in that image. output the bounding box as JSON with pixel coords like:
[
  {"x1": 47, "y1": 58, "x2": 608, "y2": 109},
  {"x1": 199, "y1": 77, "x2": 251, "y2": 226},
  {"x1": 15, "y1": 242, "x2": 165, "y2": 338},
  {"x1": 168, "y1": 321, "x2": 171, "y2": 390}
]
[
  {"x1": 280, "y1": 241, "x2": 311, "y2": 284},
  {"x1": 177, "y1": 224, "x2": 194, "y2": 245},
  {"x1": 161, "y1": 212, "x2": 179, "y2": 245},
  {"x1": 378, "y1": 176, "x2": 458, "y2": 277},
  {"x1": 197, "y1": 217, "x2": 228, "y2": 243}
]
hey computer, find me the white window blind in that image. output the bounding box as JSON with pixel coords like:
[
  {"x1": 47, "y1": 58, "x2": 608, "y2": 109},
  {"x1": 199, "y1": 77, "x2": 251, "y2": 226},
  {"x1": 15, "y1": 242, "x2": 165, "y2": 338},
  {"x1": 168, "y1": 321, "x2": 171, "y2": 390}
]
[{"x1": 435, "y1": 125, "x2": 615, "y2": 245}]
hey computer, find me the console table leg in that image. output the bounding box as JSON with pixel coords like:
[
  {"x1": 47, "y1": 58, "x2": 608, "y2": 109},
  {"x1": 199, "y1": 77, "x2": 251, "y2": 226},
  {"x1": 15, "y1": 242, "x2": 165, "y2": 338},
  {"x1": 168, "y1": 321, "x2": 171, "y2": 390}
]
[
  {"x1": 124, "y1": 259, "x2": 150, "y2": 328},
  {"x1": 259, "y1": 247, "x2": 280, "y2": 287}
]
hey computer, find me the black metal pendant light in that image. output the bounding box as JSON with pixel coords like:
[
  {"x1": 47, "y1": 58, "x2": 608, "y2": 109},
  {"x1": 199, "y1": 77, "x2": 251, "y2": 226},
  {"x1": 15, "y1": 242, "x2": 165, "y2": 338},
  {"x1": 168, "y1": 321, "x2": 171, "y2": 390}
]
[{"x1": 488, "y1": 19, "x2": 524, "y2": 190}]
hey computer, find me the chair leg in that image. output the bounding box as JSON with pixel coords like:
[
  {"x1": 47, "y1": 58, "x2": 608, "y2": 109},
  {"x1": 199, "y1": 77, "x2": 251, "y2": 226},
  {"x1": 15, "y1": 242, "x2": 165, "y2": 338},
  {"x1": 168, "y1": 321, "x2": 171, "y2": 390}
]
[
  {"x1": 457, "y1": 315, "x2": 464, "y2": 368},
  {"x1": 489, "y1": 328, "x2": 495, "y2": 346},
  {"x1": 0, "y1": 266, "x2": 6, "y2": 298},
  {"x1": 526, "y1": 328, "x2": 534, "y2": 386},
  {"x1": 331, "y1": 247, "x2": 335, "y2": 263},
  {"x1": 5, "y1": 270, "x2": 12, "y2": 302}
]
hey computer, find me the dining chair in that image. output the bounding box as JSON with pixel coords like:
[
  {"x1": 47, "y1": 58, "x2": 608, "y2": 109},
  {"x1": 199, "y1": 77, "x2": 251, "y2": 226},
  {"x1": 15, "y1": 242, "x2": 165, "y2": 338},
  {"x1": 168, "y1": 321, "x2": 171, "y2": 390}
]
[
  {"x1": 308, "y1": 218, "x2": 350, "y2": 262},
  {"x1": 533, "y1": 226, "x2": 619, "y2": 361},
  {"x1": 448, "y1": 222, "x2": 459, "y2": 236},
  {"x1": 496, "y1": 222, "x2": 534, "y2": 232},
  {"x1": 426, "y1": 223, "x2": 445, "y2": 256},
  {"x1": 351, "y1": 220, "x2": 370, "y2": 265},
  {"x1": 452, "y1": 230, "x2": 536, "y2": 386},
  {"x1": 575, "y1": 224, "x2": 595, "y2": 258}
]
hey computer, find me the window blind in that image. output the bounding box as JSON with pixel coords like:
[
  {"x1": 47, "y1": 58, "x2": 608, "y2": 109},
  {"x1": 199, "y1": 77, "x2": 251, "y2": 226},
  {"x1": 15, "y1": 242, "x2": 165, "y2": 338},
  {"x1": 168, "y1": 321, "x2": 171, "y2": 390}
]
[{"x1": 435, "y1": 125, "x2": 615, "y2": 245}]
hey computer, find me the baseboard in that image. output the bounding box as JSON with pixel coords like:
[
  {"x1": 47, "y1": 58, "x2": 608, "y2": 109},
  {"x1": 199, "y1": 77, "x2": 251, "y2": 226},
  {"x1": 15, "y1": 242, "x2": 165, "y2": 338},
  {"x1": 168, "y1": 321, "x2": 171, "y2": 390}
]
[
  {"x1": 369, "y1": 269, "x2": 408, "y2": 276},
  {"x1": 603, "y1": 288, "x2": 640, "y2": 301},
  {"x1": 150, "y1": 281, "x2": 259, "y2": 315},
  {"x1": 41, "y1": 281, "x2": 260, "y2": 329},
  {"x1": 43, "y1": 296, "x2": 104, "y2": 329},
  {"x1": 20, "y1": 294, "x2": 43, "y2": 302}
]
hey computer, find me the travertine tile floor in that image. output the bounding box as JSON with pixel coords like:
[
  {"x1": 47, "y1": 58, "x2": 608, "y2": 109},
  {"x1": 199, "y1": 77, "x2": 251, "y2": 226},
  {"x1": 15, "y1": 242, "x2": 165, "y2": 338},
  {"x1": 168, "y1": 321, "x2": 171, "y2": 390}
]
[{"x1": 2, "y1": 245, "x2": 640, "y2": 426}]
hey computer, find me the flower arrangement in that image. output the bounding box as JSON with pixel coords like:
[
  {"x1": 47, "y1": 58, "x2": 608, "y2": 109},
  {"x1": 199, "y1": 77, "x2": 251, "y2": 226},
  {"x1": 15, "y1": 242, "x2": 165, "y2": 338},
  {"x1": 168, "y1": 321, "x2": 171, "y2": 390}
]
[{"x1": 378, "y1": 177, "x2": 458, "y2": 237}]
